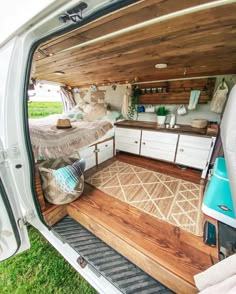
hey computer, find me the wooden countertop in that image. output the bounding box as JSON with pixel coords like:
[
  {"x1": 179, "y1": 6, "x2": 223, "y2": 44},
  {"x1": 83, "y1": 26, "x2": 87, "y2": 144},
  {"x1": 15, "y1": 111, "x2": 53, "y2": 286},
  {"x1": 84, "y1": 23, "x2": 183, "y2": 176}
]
[{"x1": 115, "y1": 120, "x2": 209, "y2": 136}]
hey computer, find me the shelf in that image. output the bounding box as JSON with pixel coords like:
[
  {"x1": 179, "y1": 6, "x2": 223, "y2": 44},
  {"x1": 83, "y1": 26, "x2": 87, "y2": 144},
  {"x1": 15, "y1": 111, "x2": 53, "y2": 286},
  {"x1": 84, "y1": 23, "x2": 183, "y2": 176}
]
[
  {"x1": 137, "y1": 78, "x2": 215, "y2": 105},
  {"x1": 140, "y1": 91, "x2": 210, "y2": 105}
]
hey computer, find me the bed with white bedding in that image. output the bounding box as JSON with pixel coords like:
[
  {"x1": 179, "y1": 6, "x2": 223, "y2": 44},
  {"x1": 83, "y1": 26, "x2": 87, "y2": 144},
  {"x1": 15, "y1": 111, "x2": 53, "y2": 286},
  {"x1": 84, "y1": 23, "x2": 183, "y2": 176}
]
[{"x1": 29, "y1": 115, "x2": 114, "y2": 159}]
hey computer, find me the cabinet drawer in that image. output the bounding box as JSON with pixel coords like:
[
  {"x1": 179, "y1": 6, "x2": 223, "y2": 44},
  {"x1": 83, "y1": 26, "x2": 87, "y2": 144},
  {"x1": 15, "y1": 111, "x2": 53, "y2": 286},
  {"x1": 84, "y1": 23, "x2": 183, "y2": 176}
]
[
  {"x1": 97, "y1": 139, "x2": 114, "y2": 152},
  {"x1": 141, "y1": 140, "x2": 177, "y2": 152},
  {"x1": 142, "y1": 130, "x2": 178, "y2": 144},
  {"x1": 98, "y1": 148, "x2": 114, "y2": 164},
  {"x1": 141, "y1": 146, "x2": 175, "y2": 162},
  {"x1": 115, "y1": 141, "x2": 140, "y2": 155},
  {"x1": 179, "y1": 135, "x2": 212, "y2": 150},
  {"x1": 175, "y1": 146, "x2": 210, "y2": 169},
  {"x1": 115, "y1": 135, "x2": 140, "y2": 146},
  {"x1": 79, "y1": 145, "x2": 95, "y2": 158},
  {"x1": 115, "y1": 127, "x2": 141, "y2": 139}
]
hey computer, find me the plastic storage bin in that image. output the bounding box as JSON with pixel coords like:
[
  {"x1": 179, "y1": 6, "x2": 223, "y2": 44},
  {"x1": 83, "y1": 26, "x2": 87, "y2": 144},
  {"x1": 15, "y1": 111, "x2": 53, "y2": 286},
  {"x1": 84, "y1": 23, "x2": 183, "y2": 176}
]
[{"x1": 202, "y1": 157, "x2": 236, "y2": 228}]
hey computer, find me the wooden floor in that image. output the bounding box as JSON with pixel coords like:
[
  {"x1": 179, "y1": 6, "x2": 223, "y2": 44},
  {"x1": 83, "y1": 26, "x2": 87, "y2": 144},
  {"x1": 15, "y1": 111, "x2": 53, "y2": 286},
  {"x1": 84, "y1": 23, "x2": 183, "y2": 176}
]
[
  {"x1": 72, "y1": 154, "x2": 218, "y2": 294},
  {"x1": 116, "y1": 152, "x2": 202, "y2": 184},
  {"x1": 36, "y1": 154, "x2": 218, "y2": 293},
  {"x1": 68, "y1": 183, "x2": 218, "y2": 294}
]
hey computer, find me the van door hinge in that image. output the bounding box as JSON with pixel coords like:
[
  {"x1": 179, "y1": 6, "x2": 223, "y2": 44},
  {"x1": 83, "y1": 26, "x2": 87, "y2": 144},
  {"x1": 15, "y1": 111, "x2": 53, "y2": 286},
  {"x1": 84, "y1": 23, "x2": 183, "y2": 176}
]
[
  {"x1": 18, "y1": 210, "x2": 35, "y2": 228},
  {"x1": 0, "y1": 145, "x2": 20, "y2": 164}
]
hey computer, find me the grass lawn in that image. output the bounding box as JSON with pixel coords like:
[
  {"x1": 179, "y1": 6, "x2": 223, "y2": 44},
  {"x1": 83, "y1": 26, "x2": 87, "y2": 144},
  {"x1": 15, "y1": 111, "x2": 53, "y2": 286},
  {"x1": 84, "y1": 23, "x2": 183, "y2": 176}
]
[
  {"x1": 0, "y1": 227, "x2": 96, "y2": 294},
  {"x1": 28, "y1": 102, "x2": 63, "y2": 118}
]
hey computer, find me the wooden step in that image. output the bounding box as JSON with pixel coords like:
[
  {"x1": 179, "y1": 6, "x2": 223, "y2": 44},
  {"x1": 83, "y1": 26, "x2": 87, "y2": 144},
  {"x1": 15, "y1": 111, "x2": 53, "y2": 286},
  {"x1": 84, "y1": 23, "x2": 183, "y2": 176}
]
[{"x1": 67, "y1": 184, "x2": 218, "y2": 294}]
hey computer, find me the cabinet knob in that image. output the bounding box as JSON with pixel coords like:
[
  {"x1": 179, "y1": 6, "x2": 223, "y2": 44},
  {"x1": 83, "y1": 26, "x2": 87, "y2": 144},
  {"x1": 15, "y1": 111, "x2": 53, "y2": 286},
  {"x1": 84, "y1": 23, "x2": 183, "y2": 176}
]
[
  {"x1": 105, "y1": 144, "x2": 108, "y2": 147},
  {"x1": 142, "y1": 142, "x2": 146, "y2": 145},
  {"x1": 179, "y1": 148, "x2": 184, "y2": 152},
  {"x1": 134, "y1": 141, "x2": 138, "y2": 144}
]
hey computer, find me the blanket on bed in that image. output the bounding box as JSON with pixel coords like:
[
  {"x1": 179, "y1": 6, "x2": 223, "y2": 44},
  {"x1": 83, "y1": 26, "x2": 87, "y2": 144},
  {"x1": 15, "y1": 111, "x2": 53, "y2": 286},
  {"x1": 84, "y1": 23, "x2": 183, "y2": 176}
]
[{"x1": 29, "y1": 116, "x2": 113, "y2": 159}]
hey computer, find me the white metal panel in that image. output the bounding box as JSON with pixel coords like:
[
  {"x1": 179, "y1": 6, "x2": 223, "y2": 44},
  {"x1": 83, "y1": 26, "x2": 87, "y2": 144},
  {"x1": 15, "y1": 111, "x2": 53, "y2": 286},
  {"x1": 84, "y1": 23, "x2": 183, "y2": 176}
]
[
  {"x1": 178, "y1": 135, "x2": 212, "y2": 150},
  {"x1": 0, "y1": 189, "x2": 19, "y2": 261},
  {"x1": 175, "y1": 146, "x2": 210, "y2": 169},
  {"x1": 0, "y1": 41, "x2": 30, "y2": 260},
  {"x1": 142, "y1": 130, "x2": 178, "y2": 144},
  {"x1": 115, "y1": 127, "x2": 141, "y2": 139},
  {"x1": 141, "y1": 146, "x2": 175, "y2": 162}
]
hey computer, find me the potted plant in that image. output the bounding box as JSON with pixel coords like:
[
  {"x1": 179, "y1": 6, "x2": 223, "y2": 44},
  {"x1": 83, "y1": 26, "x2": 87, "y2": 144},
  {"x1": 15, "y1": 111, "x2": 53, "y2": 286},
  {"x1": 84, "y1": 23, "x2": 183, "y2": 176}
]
[
  {"x1": 155, "y1": 106, "x2": 170, "y2": 125},
  {"x1": 127, "y1": 87, "x2": 142, "y2": 120}
]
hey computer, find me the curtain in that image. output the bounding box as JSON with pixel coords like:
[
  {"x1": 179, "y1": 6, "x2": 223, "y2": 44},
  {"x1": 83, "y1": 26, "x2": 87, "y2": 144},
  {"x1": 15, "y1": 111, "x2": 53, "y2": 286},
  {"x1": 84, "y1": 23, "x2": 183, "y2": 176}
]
[{"x1": 60, "y1": 86, "x2": 76, "y2": 112}]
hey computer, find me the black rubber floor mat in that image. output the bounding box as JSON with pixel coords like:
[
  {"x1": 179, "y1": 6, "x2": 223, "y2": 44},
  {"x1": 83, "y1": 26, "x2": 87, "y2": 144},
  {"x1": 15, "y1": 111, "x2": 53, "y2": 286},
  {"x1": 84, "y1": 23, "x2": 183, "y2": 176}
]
[{"x1": 53, "y1": 216, "x2": 174, "y2": 294}]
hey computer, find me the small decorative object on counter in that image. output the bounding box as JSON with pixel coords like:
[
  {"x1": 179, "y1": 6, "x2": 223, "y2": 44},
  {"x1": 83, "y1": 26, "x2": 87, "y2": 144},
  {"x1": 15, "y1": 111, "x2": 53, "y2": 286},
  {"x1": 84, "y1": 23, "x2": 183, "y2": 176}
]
[
  {"x1": 207, "y1": 122, "x2": 219, "y2": 136},
  {"x1": 191, "y1": 119, "x2": 208, "y2": 128},
  {"x1": 155, "y1": 106, "x2": 170, "y2": 126},
  {"x1": 137, "y1": 105, "x2": 145, "y2": 113},
  {"x1": 169, "y1": 114, "x2": 176, "y2": 128},
  {"x1": 145, "y1": 105, "x2": 155, "y2": 113},
  {"x1": 177, "y1": 105, "x2": 187, "y2": 115}
]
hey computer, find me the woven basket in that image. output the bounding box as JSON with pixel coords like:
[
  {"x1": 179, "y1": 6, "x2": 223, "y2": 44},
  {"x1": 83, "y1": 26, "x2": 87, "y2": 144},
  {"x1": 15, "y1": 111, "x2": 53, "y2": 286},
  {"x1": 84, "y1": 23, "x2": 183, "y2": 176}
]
[
  {"x1": 38, "y1": 157, "x2": 84, "y2": 205},
  {"x1": 191, "y1": 119, "x2": 208, "y2": 129}
]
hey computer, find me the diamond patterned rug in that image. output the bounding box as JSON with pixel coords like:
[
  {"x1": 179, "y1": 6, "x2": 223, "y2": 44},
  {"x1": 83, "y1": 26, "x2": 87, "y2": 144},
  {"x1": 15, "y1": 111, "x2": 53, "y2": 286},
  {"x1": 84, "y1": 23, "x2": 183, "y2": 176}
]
[{"x1": 86, "y1": 161, "x2": 204, "y2": 236}]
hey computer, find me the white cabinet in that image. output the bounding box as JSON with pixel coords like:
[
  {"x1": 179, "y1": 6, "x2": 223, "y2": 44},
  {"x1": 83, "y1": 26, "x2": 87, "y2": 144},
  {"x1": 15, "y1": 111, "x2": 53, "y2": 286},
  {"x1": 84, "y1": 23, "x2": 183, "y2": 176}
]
[
  {"x1": 115, "y1": 127, "x2": 141, "y2": 155},
  {"x1": 97, "y1": 139, "x2": 114, "y2": 164},
  {"x1": 175, "y1": 135, "x2": 215, "y2": 177},
  {"x1": 79, "y1": 138, "x2": 114, "y2": 170},
  {"x1": 79, "y1": 145, "x2": 96, "y2": 171},
  {"x1": 115, "y1": 125, "x2": 215, "y2": 179},
  {"x1": 141, "y1": 131, "x2": 178, "y2": 162}
]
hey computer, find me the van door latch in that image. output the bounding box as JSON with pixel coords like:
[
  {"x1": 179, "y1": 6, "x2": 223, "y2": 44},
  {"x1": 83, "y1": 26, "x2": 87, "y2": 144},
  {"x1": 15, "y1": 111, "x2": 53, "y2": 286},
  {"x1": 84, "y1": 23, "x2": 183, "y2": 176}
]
[
  {"x1": 0, "y1": 146, "x2": 20, "y2": 164},
  {"x1": 18, "y1": 210, "x2": 35, "y2": 228},
  {"x1": 59, "y1": 2, "x2": 88, "y2": 23}
]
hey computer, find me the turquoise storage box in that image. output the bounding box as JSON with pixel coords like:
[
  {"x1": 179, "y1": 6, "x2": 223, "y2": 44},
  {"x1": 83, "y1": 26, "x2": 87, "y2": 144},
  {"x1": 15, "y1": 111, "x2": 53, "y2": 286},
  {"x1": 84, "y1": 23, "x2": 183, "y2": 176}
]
[{"x1": 202, "y1": 157, "x2": 236, "y2": 227}]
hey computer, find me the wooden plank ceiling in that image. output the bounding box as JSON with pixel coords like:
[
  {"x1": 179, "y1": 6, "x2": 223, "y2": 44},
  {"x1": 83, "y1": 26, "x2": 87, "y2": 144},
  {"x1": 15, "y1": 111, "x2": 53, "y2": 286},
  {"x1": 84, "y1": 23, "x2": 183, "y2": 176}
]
[{"x1": 33, "y1": 0, "x2": 236, "y2": 87}]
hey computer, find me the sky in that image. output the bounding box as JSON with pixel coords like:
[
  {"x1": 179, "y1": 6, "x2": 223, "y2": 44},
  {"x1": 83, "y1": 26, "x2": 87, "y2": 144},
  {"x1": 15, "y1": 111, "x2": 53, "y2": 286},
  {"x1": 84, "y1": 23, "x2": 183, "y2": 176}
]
[{"x1": 28, "y1": 83, "x2": 61, "y2": 102}]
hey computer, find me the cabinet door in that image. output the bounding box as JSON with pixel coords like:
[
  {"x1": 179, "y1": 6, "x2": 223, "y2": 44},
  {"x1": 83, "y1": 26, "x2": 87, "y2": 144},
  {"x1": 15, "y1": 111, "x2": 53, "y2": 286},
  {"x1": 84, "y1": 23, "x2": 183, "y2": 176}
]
[
  {"x1": 141, "y1": 131, "x2": 178, "y2": 162},
  {"x1": 97, "y1": 139, "x2": 114, "y2": 164},
  {"x1": 115, "y1": 127, "x2": 141, "y2": 155},
  {"x1": 79, "y1": 145, "x2": 96, "y2": 171},
  {"x1": 175, "y1": 135, "x2": 213, "y2": 169}
]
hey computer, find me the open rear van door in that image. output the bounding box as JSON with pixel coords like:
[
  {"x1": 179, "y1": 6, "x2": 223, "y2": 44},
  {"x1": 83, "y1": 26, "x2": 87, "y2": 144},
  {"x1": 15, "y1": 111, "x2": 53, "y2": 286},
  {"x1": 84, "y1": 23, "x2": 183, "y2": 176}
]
[
  {"x1": 0, "y1": 173, "x2": 30, "y2": 261},
  {"x1": 0, "y1": 39, "x2": 31, "y2": 261}
]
